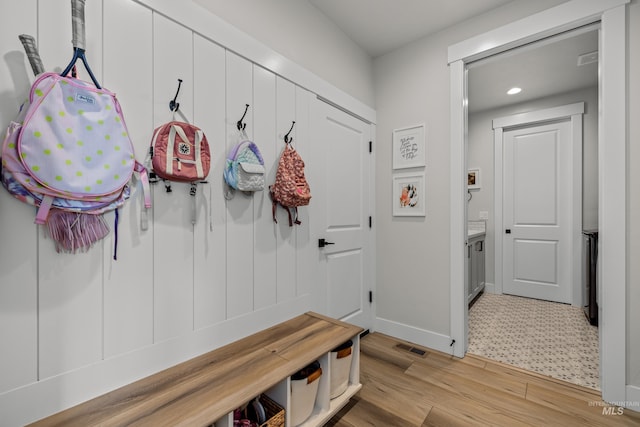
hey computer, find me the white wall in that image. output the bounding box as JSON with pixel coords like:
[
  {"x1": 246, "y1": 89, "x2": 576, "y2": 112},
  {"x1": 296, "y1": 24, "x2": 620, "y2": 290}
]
[
  {"x1": 372, "y1": 0, "x2": 568, "y2": 350},
  {"x1": 0, "y1": 0, "x2": 334, "y2": 424},
  {"x1": 468, "y1": 86, "x2": 598, "y2": 287},
  {"x1": 192, "y1": 0, "x2": 375, "y2": 109}
]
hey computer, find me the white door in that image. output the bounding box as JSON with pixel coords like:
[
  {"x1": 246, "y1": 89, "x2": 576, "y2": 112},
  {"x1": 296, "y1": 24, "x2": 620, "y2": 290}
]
[
  {"x1": 502, "y1": 120, "x2": 575, "y2": 304},
  {"x1": 311, "y1": 99, "x2": 373, "y2": 330}
]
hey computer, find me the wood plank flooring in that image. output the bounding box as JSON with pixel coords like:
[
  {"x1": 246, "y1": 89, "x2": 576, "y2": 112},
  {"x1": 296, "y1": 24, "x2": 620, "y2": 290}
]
[{"x1": 327, "y1": 333, "x2": 640, "y2": 426}]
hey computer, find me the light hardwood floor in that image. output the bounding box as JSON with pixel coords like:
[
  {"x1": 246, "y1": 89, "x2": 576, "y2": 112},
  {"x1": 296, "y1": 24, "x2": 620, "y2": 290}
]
[{"x1": 327, "y1": 332, "x2": 640, "y2": 426}]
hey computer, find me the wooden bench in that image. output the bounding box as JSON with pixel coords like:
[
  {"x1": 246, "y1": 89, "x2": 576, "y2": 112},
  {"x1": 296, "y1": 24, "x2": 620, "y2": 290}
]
[{"x1": 28, "y1": 312, "x2": 363, "y2": 427}]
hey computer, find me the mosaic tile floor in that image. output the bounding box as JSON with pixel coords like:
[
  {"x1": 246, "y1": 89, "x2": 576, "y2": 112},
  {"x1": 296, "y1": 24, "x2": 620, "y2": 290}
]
[{"x1": 468, "y1": 292, "x2": 600, "y2": 390}]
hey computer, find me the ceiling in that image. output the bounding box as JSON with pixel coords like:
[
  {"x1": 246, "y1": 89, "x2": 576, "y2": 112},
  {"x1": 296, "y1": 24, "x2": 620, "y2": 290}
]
[
  {"x1": 467, "y1": 28, "x2": 598, "y2": 113},
  {"x1": 307, "y1": 0, "x2": 515, "y2": 58},
  {"x1": 307, "y1": 0, "x2": 598, "y2": 113}
]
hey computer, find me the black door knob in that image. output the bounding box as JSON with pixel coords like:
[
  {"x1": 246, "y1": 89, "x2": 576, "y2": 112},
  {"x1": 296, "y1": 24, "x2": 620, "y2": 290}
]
[
  {"x1": 505, "y1": 229, "x2": 511, "y2": 234},
  {"x1": 318, "y1": 238, "x2": 335, "y2": 248}
]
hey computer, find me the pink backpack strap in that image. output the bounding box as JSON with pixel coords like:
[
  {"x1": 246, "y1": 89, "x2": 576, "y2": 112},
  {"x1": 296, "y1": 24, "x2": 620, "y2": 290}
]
[
  {"x1": 135, "y1": 161, "x2": 152, "y2": 209},
  {"x1": 269, "y1": 186, "x2": 278, "y2": 224},
  {"x1": 34, "y1": 195, "x2": 54, "y2": 225},
  {"x1": 135, "y1": 161, "x2": 152, "y2": 231},
  {"x1": 292, "y1": 207, "x2": 301, "y2": 226}
]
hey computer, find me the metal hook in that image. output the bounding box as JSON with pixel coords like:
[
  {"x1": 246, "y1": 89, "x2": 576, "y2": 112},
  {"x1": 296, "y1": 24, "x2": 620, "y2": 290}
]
[
  {"x1": 284, "y1": 121, "x2": 296, "y2": 144},
  {"x1": 237, "y1": 104, "x2": 249, "y2": 131},
  {"x1": 169, "y1": 78, "x2": 183, "y2": 112}
]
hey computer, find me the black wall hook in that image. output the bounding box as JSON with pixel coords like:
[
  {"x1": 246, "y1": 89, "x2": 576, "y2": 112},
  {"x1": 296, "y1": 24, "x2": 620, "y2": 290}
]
[
  {"x1": 169, "y1": 78, "x2": 183, "y2": 112},
  {"x1": 237, "y1": 104, "x2": 250, "y2": 131},
  {"x1": 284, "y1": 121, "x2": 296, "y2": 143}
]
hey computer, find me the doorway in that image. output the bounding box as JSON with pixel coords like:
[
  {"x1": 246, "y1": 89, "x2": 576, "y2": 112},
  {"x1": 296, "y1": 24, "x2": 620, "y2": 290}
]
[
  {"x1": 467, "y1": 39, "x2": 590, "y2": 385},
  {"x1": 449, "y1": 0, "x2": 628, "y2": 404},
  {"x1": 310, "y1": 97, "x2": 374, "y2": 331}
]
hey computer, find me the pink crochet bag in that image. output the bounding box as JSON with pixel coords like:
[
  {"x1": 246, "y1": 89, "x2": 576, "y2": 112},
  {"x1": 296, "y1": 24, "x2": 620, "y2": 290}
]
[{"x1": 270, "y1": 142, "x2": 311, "y2": 226}]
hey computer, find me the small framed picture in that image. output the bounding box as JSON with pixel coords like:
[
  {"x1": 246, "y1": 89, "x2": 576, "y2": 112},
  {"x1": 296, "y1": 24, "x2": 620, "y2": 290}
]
[
  {"x1": 468, "y1": 168, "x2": 481, "y2": 190},
  {"x1": 393, "y1": 172, "x2": 426, "y2": 217},
  {"x1": 392, "y1": 124, "x2": 426, "y2": 169}
]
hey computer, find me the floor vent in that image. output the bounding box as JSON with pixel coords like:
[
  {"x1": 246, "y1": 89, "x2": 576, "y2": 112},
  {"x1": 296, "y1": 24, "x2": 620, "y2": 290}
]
[
  {"x1": 410, "y1": 347, "x2": 426, "y2": 356},
  {"x1": 395, "y1": 343, "x2": 427, "y2": 357}
]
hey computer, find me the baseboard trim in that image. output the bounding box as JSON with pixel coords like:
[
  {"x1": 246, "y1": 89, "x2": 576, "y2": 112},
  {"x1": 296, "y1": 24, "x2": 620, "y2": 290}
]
[
  {"x1": 625, "y1": 384, "x2": 640, "y2": 413},
  {"x1": 375, "y1": 317, "x2": 452, "y2": 355}
]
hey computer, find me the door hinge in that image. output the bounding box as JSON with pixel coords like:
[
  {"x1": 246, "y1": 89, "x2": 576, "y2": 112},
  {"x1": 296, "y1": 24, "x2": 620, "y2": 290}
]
[
  {"x1": 369, "y1": 291, "x2": 373, "y2": 303},
  {"x1": 369, "y1": 140, "x2": 373, "y2": 153},
  {"x1": 369, "y1": 216, "x2": 372, "y2": 228}
]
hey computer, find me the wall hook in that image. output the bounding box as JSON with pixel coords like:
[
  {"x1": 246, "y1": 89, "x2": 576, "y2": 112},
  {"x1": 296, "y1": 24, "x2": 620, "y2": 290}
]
[
  {"x1": 284, "y1": 121, "x2": 296, "y2": 144},
  {"x1": 169, "y1": 78, "x2": 183, "y2": 112},
  {"x1": 237, "y1": 104, "x2": 250, "y2": 131}
]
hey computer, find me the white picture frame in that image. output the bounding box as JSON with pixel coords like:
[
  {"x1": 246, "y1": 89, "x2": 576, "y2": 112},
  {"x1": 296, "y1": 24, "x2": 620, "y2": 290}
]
[
  {"x1": 393, "y1": 172, "x2": 426, "y2": 217},
  {"x1": 392, "y1": 124, "x2": 426, "y2": 169},
  {"x1": 468, "y1": 168, "x2": 481, "y2": 190}
]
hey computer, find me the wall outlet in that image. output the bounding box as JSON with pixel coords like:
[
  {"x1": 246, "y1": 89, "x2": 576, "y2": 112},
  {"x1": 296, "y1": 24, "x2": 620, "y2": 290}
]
[{"x1": 479, "y1": 211, "x2": 489, "y2": 220}]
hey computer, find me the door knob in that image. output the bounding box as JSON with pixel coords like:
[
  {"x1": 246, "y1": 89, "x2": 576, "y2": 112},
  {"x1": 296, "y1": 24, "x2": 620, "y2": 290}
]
[
  {"x1": 505, "y1": 229, "x2": 511, "y2": 234},
  {"x1": 318, "y1": 238, "x2": 335, "y2": 248}
]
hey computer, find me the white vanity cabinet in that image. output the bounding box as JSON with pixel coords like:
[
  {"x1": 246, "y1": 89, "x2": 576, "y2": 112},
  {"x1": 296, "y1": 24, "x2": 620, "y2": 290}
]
[{"x1": 467, "y1": 221, "x2": 486, "y2": 304}]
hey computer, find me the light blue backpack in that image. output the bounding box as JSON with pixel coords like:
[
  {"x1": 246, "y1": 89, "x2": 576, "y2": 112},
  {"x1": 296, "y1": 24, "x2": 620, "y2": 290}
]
[{"x1": 223, "y1": 139, "x2": 265, "y2": 196}]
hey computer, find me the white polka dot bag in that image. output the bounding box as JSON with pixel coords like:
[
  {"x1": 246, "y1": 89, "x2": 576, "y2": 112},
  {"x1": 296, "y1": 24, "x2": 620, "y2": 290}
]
[
  {"x1": 17, "y1": 72, "x2": 137, "y2": 221},
  {"x1": 2, "y1": 71, "x2": 151, "y2": 255},
  {"x1": 0, "y1": 1, "x2": 150, "y2": 255}
]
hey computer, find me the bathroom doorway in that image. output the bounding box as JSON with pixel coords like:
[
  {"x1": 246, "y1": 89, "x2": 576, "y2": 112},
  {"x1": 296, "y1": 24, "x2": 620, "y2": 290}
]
[
  {"x1": 449, "y1": 0, "x2": 628, "y2": 403},
  {"x1": 464, "y1": 28, "x2": 598, "y2": 388}
]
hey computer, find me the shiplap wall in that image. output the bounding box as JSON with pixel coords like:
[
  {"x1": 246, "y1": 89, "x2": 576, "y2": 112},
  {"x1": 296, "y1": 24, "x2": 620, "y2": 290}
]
[{"x1": 0, "y1": 0, "x2": 316, "y2": 424}]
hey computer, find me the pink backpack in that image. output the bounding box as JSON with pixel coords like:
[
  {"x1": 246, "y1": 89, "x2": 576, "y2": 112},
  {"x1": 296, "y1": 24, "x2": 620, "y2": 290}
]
[
  {"x1": 149, "y1": 121, "x2": 210, "y2": 184},
  {"x1": 148, "y1": 120, "x2": 211, "y2": 225},
  {"x1": 270, "y1": 142, "x2": 311, "y2": 226},
  {"x1": 1, "y1": 16, "x2": 151, "y2": 255},
  {"x1": 17, "y1": 73, "x2": 140, "y2": 217},
  {"x1": 2, "y1": 71, "x2": 151, "y2": 254}
]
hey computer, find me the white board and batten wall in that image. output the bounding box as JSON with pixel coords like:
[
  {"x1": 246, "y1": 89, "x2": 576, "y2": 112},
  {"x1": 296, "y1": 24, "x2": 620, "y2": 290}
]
[{"x1": 0, "y1": 0, "x2": 376, "y2": 425}]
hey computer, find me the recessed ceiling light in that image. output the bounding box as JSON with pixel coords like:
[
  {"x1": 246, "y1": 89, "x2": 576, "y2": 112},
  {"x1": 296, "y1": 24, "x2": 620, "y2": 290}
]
[{"x1": 507, "y1": 87, "x2": 522, "y2": 95}]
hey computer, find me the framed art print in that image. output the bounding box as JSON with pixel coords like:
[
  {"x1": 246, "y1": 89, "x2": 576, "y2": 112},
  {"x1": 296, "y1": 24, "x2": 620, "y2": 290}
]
[
  {"x1": 468, "y1": 168, "x2": 481, "y2": 190},
  {"x1": 393, "y1": 172, "x2": 426, "y2": 216},
  {"x1": 392, "y1": 124, "x2": 425, "y2": 169}
]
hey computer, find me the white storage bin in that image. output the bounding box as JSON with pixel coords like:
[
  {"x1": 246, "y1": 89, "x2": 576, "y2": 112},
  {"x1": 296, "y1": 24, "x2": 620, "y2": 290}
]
[
  {"x1": 290, "y1": 361, "x2": 322, "y2": 426},
  {"x1": 330, "y1": 340, "x2": 353, "y2": 399}
]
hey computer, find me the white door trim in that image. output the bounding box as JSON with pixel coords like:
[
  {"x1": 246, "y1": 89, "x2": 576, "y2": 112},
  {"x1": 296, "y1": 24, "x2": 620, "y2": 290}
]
[
  {"x1": 492, "y1": 102, "x2": 585, "y2": 129},
  {"x1": 493, "y1": 103, "x2": 584, "y2": 305},
  {"x1": 448, "y1": 0, "x2": 628, "y2": 404}
]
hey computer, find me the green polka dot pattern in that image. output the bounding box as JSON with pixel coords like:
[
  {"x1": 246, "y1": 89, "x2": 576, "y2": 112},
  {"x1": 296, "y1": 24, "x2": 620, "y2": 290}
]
[{"x1": 17, "y1": 73, "x2": 135, "y2": 197}]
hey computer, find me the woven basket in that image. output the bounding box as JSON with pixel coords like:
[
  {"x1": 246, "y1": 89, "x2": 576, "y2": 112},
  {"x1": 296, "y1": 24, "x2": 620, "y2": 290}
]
[{"x1": 258, "y1": 394, "x2": 285, "y2": 427}]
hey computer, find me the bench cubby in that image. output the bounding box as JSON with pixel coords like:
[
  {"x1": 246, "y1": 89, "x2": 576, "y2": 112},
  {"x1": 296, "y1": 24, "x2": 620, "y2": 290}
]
[{"x1": 29, "y1": 312, "x2": 362, "y2": 427}]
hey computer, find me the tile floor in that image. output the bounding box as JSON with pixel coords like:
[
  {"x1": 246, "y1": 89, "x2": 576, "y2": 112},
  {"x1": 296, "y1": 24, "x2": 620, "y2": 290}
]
[{"x1": 467, "y1": 292, "x2": 600, "y2": 390}]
